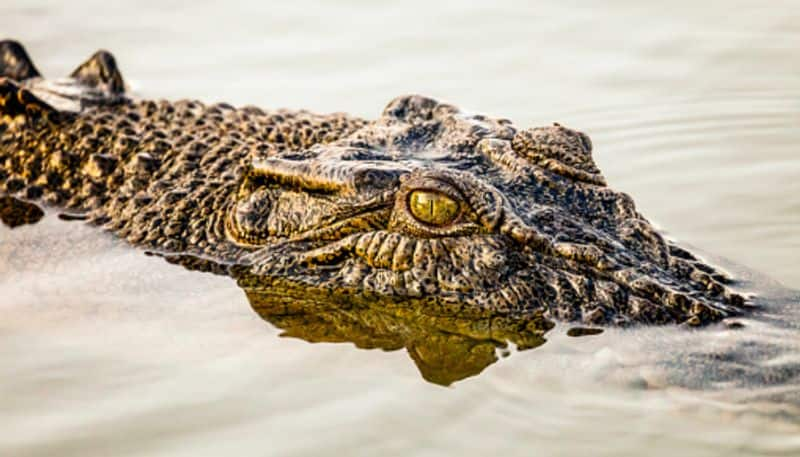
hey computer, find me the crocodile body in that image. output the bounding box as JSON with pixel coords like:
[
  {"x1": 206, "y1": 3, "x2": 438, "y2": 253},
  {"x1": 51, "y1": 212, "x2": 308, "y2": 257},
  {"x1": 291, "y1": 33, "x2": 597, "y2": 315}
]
[{"x1": 0, "y1": 41, "x2": 747, "y2": 327}]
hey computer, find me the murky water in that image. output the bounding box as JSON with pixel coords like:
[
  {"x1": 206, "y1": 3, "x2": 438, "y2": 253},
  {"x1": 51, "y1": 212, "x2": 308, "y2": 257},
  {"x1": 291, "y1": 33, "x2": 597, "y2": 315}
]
[{"x1": 2, "y1": 1, "x2": 799, "y2": 455}]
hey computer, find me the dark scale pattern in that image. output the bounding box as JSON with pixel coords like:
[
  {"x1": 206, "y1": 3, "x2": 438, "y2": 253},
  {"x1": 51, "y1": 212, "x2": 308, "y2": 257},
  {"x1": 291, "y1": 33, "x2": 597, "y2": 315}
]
[
  {"x1": 0, "y1": 41, "x2": 748, "y2": 326},
  {"x1": 1, "y1": 72, "x2": 367, "y2": 263}
]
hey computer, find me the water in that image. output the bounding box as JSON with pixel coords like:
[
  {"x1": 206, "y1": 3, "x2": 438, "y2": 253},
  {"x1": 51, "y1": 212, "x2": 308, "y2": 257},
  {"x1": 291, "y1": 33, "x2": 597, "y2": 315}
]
[{"x1": 1, "y1": 1, "x2": 799, "y2": 455}]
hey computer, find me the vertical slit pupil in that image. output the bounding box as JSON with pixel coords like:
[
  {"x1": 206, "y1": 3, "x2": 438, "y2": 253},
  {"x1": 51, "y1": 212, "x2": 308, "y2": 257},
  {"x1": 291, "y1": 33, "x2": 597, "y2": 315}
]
[{"x1": 408, "y1": 190, "x2": 460, "y2": 227}]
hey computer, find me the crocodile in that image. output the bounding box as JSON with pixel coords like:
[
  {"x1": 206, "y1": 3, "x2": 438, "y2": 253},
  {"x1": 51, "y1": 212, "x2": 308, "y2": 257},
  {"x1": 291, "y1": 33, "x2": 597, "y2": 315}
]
[{"x1": 0, "y1": 40, "x2": 748, "y2": 328}]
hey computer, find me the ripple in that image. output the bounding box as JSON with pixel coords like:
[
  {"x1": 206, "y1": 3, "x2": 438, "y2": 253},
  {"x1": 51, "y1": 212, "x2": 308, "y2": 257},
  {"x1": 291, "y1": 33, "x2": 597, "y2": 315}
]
[{"x1": 564, "y1": 94, "x2": 800, "y2": 289}]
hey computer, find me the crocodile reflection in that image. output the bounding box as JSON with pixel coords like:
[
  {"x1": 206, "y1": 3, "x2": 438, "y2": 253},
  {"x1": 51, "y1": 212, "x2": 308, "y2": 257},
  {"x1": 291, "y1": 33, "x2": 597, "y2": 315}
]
[{"x1": 246, "y1": 289, "x2": 553, "y2": 385}]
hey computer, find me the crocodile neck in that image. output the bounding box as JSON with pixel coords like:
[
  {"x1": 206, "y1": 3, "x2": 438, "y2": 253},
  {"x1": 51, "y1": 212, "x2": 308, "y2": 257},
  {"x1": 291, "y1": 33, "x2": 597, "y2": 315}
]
[{"x1": 0, "y1": 98, "x2": 367, "y2": 263}]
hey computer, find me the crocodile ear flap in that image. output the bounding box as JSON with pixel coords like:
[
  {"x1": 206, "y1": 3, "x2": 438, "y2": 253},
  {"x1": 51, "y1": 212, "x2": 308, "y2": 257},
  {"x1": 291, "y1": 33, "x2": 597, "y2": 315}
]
[
  {"x1": 0, "y1": 78, "x2": 56, "y2": 118},
  {"x1": 0, "y1": 40, "x2": 41, "y2": 81},
  {"x1": 511, "y1": 123, "x2": 606, "y2": 186},
  {"x1": 70, "y1": 50, "x2": 125, "y2": 95}
]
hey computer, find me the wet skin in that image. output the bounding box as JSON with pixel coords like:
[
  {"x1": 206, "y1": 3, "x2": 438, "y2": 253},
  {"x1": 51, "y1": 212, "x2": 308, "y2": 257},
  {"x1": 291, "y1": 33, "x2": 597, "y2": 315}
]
[{"x1": 0, "y1": 40, "x2": 748, "y2": 335}]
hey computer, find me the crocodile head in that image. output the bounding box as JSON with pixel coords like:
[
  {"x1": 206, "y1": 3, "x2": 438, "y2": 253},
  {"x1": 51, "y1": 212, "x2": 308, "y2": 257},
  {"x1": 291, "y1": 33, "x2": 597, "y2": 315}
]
[{"x1": 229, "y1": 95, "x2": 744, "y2": 325}]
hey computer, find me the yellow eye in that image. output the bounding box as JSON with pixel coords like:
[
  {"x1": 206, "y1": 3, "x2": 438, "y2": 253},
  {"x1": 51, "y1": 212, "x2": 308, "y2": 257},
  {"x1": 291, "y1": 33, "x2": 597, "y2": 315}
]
[{"x1": 408, "y1": 190, "x2": 460, "y2": 226}]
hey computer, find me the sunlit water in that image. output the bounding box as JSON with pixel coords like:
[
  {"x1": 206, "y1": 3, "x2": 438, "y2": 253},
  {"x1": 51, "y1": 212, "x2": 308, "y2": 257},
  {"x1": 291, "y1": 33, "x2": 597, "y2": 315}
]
[{"x1": 1, "y1": 1, "x2": 799, "y2": 455}]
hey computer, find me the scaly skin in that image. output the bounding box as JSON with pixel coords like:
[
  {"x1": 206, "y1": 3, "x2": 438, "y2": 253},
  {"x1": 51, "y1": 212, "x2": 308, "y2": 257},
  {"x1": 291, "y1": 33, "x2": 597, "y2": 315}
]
[{"x1": 0, "y1": 40, "x2": 747, "y2": 326}]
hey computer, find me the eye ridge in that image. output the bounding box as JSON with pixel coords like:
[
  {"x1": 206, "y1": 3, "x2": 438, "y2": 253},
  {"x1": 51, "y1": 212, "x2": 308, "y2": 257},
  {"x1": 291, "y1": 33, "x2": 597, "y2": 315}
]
[{"x1": 407, "y1": 189, "x2": 462, "y2": 227}]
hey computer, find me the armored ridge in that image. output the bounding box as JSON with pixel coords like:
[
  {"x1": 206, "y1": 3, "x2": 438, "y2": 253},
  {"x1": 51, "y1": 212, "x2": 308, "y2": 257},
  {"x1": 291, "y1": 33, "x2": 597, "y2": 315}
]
[{"x1": 0, "y1": 40, "x2": 747, "y2": 326}]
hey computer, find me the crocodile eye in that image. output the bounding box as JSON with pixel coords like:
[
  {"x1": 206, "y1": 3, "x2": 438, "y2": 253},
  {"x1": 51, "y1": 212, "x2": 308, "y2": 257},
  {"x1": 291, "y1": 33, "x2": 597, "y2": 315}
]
[{"x1": 408, "y1": 190, "x2": 460, "y2": 226}]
